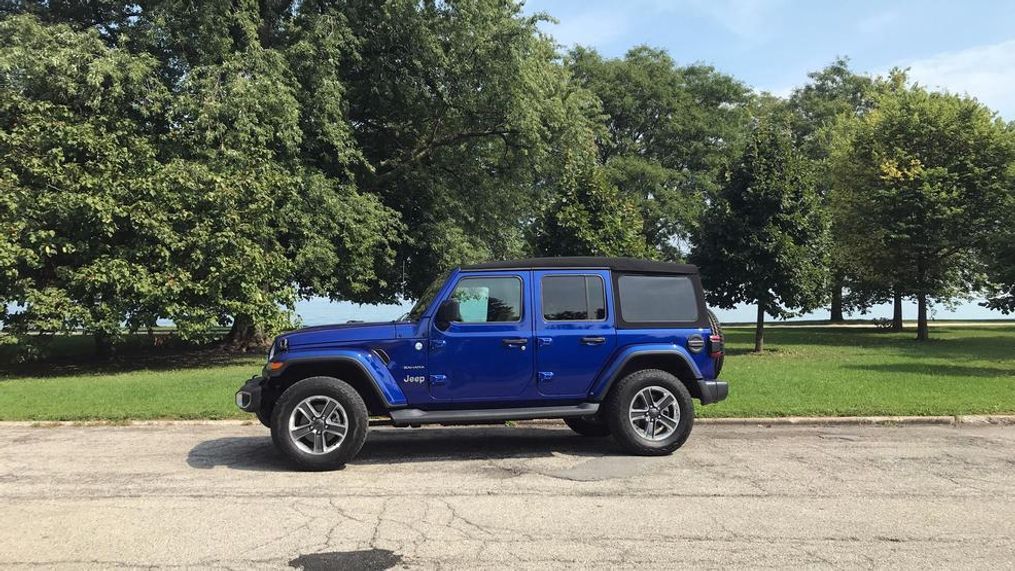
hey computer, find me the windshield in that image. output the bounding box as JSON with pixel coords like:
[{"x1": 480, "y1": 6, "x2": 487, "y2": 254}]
[{"x1": 401, "y1": 272, "x2": 449, "y2": 322}]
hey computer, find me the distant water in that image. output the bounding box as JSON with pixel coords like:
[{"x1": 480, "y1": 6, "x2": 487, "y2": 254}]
[
  {"x1": 4, "y1": 297, "x2": 1007, "y2": 331},
  {"x1": 295, "y1": 297, "x2": 1008, "y2": 326}
]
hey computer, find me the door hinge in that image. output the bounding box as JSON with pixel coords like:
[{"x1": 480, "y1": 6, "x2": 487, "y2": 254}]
[
  {"x1": 430, "y1": 339, "x2": 446, "y2": 350},
  {"x1": 537, "y1": 371, "x2": 554, "y2": 383},
  {"x1": 429, "y1": 374, "x2": 447, "y2": 385},
  {"x1": 537, "y1": 337, "x2": 553, "y2": 347}
]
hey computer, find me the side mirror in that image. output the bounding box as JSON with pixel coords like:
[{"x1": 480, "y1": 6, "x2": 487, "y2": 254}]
[{"x1": 435, "y1": 299, "x2": 462, "y2": 331}]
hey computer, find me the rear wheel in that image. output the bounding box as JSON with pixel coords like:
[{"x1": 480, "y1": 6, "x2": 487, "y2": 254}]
[
  {"x1": 604, "y1": 369, "x2": 694, "y2": 456},
  {"x1": 564, "y1": 415, "x2": 611, "y2": 437},
  {"x1": 270, "y1": 376, "x2": 369, "y2": 470}
]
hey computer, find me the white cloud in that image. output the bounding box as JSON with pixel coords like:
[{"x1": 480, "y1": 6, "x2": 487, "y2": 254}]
[{"x1": 900, "y1": 40, "x2": 1015, "y2": 119}]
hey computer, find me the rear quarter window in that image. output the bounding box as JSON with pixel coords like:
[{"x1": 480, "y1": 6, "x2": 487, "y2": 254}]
[{"x1": 617, "y1": 274, "x2": 699, "y2": 323}]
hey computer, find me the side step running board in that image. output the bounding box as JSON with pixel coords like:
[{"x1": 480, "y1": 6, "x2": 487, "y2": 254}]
[{"x1": 389, "y1": 403, "x2": 599, "y2": 427}]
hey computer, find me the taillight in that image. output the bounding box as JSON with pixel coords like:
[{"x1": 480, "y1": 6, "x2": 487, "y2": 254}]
[{"x1": 709, "y1": 334, "x2": 723, "y2": 358}]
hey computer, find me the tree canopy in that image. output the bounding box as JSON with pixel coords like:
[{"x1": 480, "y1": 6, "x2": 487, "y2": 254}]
[
  {"x1": 1, "y1": 2, "x2": 1014, "y2": 355},
  {"x1": 692, "y1": 116, "x2": 829, "y2": 352},
  {"x1": 830, "y1": 76, "x2": 1015, "y2": 340}
]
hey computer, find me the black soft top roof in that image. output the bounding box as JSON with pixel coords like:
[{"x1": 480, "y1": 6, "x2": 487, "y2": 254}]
[{"x1": 461, "y1": 256, "x2": 698, "y2": 275}]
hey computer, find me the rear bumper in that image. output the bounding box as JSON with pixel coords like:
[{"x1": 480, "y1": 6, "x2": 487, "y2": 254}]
[
  {"x1": 697, "y1": 379, "x2": 729, "y2": 405},
  {"x1": 235, "y1": 376, "x2": 265, "y2": 413}
]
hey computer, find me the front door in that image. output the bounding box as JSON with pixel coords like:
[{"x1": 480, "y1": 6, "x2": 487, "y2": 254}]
[
  {"x1": 428, "y1": 271, "x2": 534, "y2": 403},
  {"x1": 534, "y1": 269, "x2": 616, "y2": 398}
]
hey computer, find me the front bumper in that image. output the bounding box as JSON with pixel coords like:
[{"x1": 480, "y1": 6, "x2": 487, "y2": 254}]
[
  {"x1": 235, "y1": 376, "x2": 265, "y2": 413},
  {"x1": 698, "y1": 379, "x2": 729, "y2": 405}
]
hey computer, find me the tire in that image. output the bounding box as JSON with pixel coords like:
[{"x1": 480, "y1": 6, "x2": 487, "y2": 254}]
[
  {"x1": 564, "y1": 415, "x2": 611, "y2": 437},
  {"x1": 707, "y1": 309, "x2": 725, "y2": 377},
  {"x1": 604, "y1": 369, "x2": 695, "y2": 456},
  {"x1": 270, "y1": 376, "x2": 369, "y2": 471},
  {"x1": 256, "y1": 406, "x2": 272, "y2": 428}
]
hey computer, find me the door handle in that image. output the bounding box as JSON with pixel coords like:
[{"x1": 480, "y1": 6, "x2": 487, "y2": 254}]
[
  {"x1": 501, "y1": 337, "x2": 528, "y2": 348},
  {"x1": 581, "y1": 336, "x2": 607, "y2": 345}
]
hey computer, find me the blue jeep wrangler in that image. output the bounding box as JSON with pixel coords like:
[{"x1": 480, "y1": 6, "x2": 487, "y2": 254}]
[{"x1": 236, "y1": 257, "x2": 727, "y2": 470}]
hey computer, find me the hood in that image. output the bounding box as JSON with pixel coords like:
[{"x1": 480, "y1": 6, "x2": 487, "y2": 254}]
[{"x1": 278, "y1": 321, "x2": 399, "y2": 349}]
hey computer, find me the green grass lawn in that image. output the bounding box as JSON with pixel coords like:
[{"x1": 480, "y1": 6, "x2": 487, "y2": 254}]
[
  {"x1": 0, "y1": 325, "x2": 1013, "y2": 421},
  {"x1": 700, "y1": 324, "x2": 1015, "y2": 418}
]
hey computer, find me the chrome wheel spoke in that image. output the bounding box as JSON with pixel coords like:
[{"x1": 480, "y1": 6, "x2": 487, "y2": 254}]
[
  {"x1": 656, "y1": 414, "x2": 677, "y2": 431},
  {"x1": 291, "y1": 424, "x2": 313, "y2": 440},
  {"x1": 324, "y1": 423, "x2": 347, "y2": 438},
  {"x1": 313, "y1": 432, "x2": 324, "y2": 453},
  {"x1": 297, "y1": 402, "x2": 317, "y2": 421},
  {"x1": 321, "y1": 400, "x2": 338, "y2": 421},
  {"x1": 655, "y1": 394, "x2": 675, "y2": 410}
]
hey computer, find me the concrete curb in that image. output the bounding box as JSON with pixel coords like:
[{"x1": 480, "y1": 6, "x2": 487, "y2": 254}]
[
  {"x1": 2, "y1": 415, "x2": 1014, "y2": 428},
  {"x1": 696, "y1": 415, "x2": 1015, "y2": 426}
]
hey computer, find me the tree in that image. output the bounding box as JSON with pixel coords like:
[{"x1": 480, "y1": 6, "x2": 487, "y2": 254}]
[
  {"x1": 692, "y1": 117, "x2": 829, "y2": 352},
  {"x1": 338, "y1": 0, "x2": 614, "y2": 295},
  {"x1": 0, "y1": 13, "x2": 402, "y2": 353},
  {"x1": 2, "y1": 1, "x2": 630, "y2": 353},
  {"x1": 535, "y1": 168, "x2": 649, "y2": 257},
  {"x1": 787, "y1": 58, "x2": 876, "y2": 322},
  {"x1": 831, "y1": 76, "x2": 1015, "y2": 340},
  {"x1": 0, "y1": 15, "x2": 170, "y2": 356},
  {"x1": 566, "y1": 46, "x2": 751, "y2": 260}
]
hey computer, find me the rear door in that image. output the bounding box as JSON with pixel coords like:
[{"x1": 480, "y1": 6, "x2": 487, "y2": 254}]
[{"x1": 533, "y1": 269, "x2": 616, "y2": 398}]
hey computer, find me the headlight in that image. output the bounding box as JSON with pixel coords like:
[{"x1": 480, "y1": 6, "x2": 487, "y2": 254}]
[{"x1": 267, "y1": 342, "x2": 276, "y2": 362}]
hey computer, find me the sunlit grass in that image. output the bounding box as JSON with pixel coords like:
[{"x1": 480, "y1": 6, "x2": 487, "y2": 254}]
[{"x1": 1, "y1": 326, "x2": 1013, "y2": 420}]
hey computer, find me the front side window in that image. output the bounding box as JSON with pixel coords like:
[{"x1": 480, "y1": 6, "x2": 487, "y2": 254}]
[
  {"x1": 450, "y1": 276, "x2": 522, "y2": 323},
  {"x1": 618, "y1": 274, "x2": 698, "y2": 323},
  {"x1": 542, "y1": 275, "x2": 606, "y2": 321}
]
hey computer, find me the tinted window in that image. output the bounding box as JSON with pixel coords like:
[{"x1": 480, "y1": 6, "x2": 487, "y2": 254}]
[
  {"x1": 618, "y1": 275, "x2": 698, "y2": 323},
  {"x1": 542, "y1": 275, "x2": 607, "y2": 321},
  {"x1": 451, "y1": 277, "x2": 522, "y2": 323}
]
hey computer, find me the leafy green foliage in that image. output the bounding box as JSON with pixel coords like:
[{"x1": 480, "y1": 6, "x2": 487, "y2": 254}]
[
  {"x1": 3, "y1": 2, "x2": 1014, "y2": 358},
  {"x1": 567, "y1": 46, "x2": 751, "y2": 260},
  {"x1": 0, "y1": 12, "x2": 401, "y2": 350},
  {"x1": 831, "y1": 77, "x2": 1015, "y2": 339},
  {"x1": 338, "y1": 0, "x2": 618, "y2": 294},
  {"x1": 693, "y1": 116, "x2": 829, "y2": 349}
]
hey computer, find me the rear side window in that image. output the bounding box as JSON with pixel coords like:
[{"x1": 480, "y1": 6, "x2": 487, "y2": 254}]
[
  {"x1": 541, "y1": 275, "x2": 606, "y2": 321},
  {"x1": 451, "y1": 276, "x2": 522, "y2": 323},
  {"x1": 617, "y1": 275, "x2": 698, "y2": 323}
]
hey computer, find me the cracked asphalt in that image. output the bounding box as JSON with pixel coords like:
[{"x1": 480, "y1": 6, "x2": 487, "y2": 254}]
[{"x1": 0, "y1": 422, "x2": 1013, "y2": 569}]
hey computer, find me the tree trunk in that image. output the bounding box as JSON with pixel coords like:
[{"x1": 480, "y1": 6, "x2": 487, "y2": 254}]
[
  {"x1": 830, "y1": 281, "x2": 844, "y2": 322},
  {"x1": 225, "y1": 314, "x2": 271, "y2": 352},
  {"x1": 891, "y1": 289, "x2": 903, "y2": 331},
  {"x1": 754, "y1": 304, "x2": 765, "y2": 353},
  {"x1": 916, "y1": 293, "x2": 929, "y2": 341},
  {"x1": 94, "y1": 331, "x2": 114, "y2": 360}
]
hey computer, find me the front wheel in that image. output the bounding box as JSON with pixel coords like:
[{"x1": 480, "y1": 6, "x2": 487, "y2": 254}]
[
  {"x1": 604, "y1": 369, "x2": 694, "y2": 456},
  {"x1": 270, "y1": 377, "x2": 369, "y2": 470}
]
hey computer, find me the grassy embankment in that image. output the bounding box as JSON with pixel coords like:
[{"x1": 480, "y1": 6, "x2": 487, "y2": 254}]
[{"x1": 1, "y1": 324, "x2": 1013, "y2": 421}]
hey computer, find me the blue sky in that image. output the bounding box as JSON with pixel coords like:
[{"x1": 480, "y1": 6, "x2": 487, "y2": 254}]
[{"x1": 523, "y1": 0, "x2": 1015, "y2": 119}]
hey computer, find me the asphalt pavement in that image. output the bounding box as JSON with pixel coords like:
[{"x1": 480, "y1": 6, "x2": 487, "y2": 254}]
[{"x1": 0, "y1": 421, "x2": 1013, "y2": 569}]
